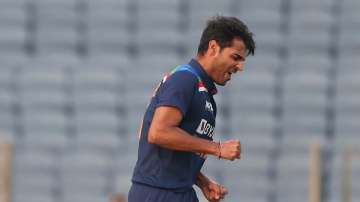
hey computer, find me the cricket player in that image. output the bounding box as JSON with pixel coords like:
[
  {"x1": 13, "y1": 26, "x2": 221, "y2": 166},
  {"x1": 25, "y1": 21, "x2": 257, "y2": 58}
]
[{"x1": 129, "y1": 16, "x2": 256, "y2": 202}]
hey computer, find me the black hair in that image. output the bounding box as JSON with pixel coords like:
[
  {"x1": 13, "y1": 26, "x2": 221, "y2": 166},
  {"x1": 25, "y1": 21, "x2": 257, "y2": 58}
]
[{"x1": 197, "y1": 15, "x2": 256, "y2": 56}]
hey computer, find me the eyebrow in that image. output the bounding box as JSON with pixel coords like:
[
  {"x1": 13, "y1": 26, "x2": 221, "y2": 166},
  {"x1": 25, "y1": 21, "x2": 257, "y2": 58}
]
[{"x1": 233, "y1": 53, "x2": 245, "y2": 61}]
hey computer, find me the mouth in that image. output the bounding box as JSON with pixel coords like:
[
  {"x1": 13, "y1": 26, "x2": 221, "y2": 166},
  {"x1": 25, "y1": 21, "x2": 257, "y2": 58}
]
[
  {"x1": 226, "y1": 68, "x2": 237, "y2": 79},
  {"x1": 225, "y1": 71, "x2": 232, "y2": 80}
]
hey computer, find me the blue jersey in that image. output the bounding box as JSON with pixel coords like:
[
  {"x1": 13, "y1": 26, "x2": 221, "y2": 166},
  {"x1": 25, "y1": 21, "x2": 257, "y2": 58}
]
[{"x1": 131, "y1": 59, "x2": 218, "y2": 191}]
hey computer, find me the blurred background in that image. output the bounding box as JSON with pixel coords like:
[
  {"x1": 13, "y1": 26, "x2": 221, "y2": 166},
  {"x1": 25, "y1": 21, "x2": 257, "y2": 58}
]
[{"x1": 0, "y1": 0, "x2": 359, "y2": 202}]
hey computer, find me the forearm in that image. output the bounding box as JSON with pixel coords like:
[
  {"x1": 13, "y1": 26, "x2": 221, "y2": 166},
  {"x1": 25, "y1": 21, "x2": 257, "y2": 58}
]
[
  {"x1": 148, "y1": 125, "x2": 220, "y2": 156},
  {"x1": 195, "y1": 172, "x2": 210, "y2": 188}
]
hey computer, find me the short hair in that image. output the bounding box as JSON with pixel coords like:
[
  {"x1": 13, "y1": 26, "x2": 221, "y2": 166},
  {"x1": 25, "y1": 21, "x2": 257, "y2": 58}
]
[{"x1": 197, "y1": 15, "x2": 256, "y2": 56}]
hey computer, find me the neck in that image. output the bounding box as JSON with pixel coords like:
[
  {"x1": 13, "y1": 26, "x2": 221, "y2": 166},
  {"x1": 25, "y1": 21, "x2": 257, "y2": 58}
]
[{"x1": 195, "y1": 55, "x2": 214, "y2": 78}]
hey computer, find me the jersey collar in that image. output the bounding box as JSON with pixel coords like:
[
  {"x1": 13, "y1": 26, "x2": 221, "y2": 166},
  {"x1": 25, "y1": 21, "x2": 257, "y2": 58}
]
[{"x1": 188, "y1": 59, "x2": 218, "y2": 95}]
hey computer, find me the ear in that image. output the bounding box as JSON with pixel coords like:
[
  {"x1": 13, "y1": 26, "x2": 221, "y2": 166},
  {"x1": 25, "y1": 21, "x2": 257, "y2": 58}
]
[{"x1": 208, "y1": 40, "x2": 220, "y2": 57}]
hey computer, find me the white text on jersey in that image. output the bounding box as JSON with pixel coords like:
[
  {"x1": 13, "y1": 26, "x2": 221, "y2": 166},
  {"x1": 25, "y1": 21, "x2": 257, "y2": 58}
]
[{"x1": 196, "y1": 119, "x2": 214, "y2": 138}]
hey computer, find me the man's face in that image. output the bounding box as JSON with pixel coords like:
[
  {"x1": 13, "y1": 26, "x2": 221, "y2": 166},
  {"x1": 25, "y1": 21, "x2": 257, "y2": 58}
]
[{"x1": 211, "y1": 38, "x2": 247, "y2": 86}]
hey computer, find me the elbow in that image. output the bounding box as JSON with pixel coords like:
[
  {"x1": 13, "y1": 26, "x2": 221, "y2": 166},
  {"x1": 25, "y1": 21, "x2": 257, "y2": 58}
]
[
  {"x1": 148, "y1": 126, "x2": 159, "y2": 144},
  {"x1": 148, "y1": 124, "x2": 169, "y2": 145}
]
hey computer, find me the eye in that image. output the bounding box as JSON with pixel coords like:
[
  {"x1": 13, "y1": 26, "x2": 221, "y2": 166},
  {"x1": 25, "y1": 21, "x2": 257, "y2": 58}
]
[
  {"x1": 234, "y1": 53, "x2": 246, "y2": 62},
  {"x1": 232, "y1": 54, "x2": 243, "y2": 62}
]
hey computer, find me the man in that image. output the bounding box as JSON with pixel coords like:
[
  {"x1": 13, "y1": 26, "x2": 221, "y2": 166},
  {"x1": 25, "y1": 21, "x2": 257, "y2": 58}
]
[{"x1": 129, "y1": 16, "x2": 255, "y2": 202}]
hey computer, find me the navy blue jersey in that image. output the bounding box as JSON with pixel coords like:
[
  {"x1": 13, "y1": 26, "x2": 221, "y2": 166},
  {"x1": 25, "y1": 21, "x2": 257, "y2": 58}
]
[{"x1": 131, "y1": 59, "x2": 218, "y2": 191}]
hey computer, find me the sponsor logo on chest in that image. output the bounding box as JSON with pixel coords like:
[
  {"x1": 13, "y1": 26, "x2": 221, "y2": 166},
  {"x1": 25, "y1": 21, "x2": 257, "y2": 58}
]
[
  {"x1": 196, "y1": 119, "x2": 214, "y2": 138},
  {"x1": 205, "y1": 100, "x2": 214, "y2": 113}
]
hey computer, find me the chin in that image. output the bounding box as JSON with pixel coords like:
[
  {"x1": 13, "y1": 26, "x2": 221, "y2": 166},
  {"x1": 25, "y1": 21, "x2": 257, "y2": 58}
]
[{"x1": 215, "y1": 80, "x2": 227, "y2": 86}]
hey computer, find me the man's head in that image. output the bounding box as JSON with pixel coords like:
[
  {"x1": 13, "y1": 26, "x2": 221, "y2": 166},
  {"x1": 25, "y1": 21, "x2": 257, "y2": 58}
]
[{"x1": 197, "y1": 16, "x2": 256, "y2": 86}]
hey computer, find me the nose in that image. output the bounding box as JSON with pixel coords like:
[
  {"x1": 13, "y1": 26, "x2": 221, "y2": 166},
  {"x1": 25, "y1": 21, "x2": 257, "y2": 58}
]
[{"x1": 236, "y1": 62, "x2": 244, "y2": 71}]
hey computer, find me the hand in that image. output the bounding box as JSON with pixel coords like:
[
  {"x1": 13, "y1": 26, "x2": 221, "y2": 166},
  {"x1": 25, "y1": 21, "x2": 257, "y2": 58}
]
[
  {"x1": 200, "y1": 179, "x2": 228, "y2": 202},
  {"x1": 219, "y1": 140, "x2": 241, "y2": 160}
]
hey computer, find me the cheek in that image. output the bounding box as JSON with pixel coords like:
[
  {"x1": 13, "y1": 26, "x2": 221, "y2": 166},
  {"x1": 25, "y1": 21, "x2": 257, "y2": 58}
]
[
  {"x1": 217, "y1": 61, "x2": 229, "y2": 75},
  {"x1": 218, "y1": 57, "x2": 230, "y2": 69}
]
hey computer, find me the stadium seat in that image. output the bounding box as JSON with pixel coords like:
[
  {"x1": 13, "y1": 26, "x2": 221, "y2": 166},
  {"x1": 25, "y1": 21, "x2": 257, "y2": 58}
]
[
  {"x1": 329, "y1": 144, "x2": 360, "y2": 202},
  {"x1": 60, "y1": 150, "x2": 112, "y2": 199},
  {"x1": 189, "y1": 0, "x2": 232, "y2": 17},
  {"x1": 34, "y1": 0, "x2": 79, "y2": 55},
  {"x1": 229, "y1": 59, "x2": 276, "y2": 130},
  {"x1": 13, "y1": 147, "x2": 57, "y2": 172},
  {"x1": 137, "y1": 0, "x2": 180, "y2": 29},
  {"x1": 185, "y1": 0, "x2": 232, "y2": 56},
  {"x1": 0, "y1": 0, "x2": 26, "y2": 54},
  {"x1": 36, "y1": 29, "x2": 78, "y2": 55},
  {"x1": 63, "y1": 194, "x2": 109, "y2": 202},
  {"x1": 276, "y1": 151, "x2": 310, "y2": 202},
  {"x1": 338, "y1": 28, "x2": 360, "y2": 52},
  {"x1": 236, "y1": 8, "x2": 282, "y2": 34},
  {"x1": 135, "y1": 28, "x2": 182, "y2": 54},
  {"x1": 0, "y1": 27, "x2": 26, "y2": 53},
  {"x1": 0, "y1": 0, "x2": 26, "y2": 26},
  {"x1": 113, "y1": 153, "x2": 136, "y2": 193},
  {"x1": 74, "y1": 112, "x2": 120, "y2": 137},
  {"x1": 13, "y1": 193, "x2": 55, "y2": 202},
  {"x1": 287, "y1": 7, "x2": 333, "y2": 53},
  {"x1": 0, "y1": 53, "x2": 30, "y2": 67},
  {"x1": 287, "y1": 52, "x2": 331, "y2": 73},
  {"x1": 335, "y1": 64, "x2": 360, "y2": 140},
  {"x1": 240, "y1": 0, "x2": 283, "y2": 10},
  {"x1": 224, "y1": 159, "x2": 270, "y2": 202},
  {"x1": 87, "y1": 0, "x2": 129, "y2": 55},
  {"x1": 13, "y1": 172, "x2": 55, "y2": 195},
  {"x1": 290, "y1": 0, "x2": 336, "y2": 11}
]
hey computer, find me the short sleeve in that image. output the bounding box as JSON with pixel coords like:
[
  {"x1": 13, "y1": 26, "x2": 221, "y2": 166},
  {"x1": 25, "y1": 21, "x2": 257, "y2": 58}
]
[{"x1": 155, "y1": 71, "x2": 197, "y2": 116}]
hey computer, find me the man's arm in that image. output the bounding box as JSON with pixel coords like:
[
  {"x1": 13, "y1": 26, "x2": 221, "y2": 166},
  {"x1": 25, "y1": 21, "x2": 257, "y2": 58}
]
[
  {"x1": 148, "y1": 106, "x2": 241, "y2": 160},
  {"x1": 196, "y1": 172, "x2": 228, "y2": 201},
  {"x1": 195, "y1": 172, "x2": 211, "y2": 188},
  {"x1": 148, "y1": 106, "x2": 220, "y2": 156}
]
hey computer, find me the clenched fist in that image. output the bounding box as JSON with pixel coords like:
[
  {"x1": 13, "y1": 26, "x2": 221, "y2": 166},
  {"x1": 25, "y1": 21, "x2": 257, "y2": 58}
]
[
  {"x1": 219, "y1": 140, "x2": 241, "y2": 160},
  {"x1": 200, "y1": 180, "x2": 228, "y2": 202}
]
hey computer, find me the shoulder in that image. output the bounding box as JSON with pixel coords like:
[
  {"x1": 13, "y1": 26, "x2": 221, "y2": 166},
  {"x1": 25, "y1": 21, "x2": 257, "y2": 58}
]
[
  {"x1": 163, "y1": 70, "x2": 199, "y2": 88},
  {"x1": 155, "y1": 68, "x2": 199, "y2": 116}
]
